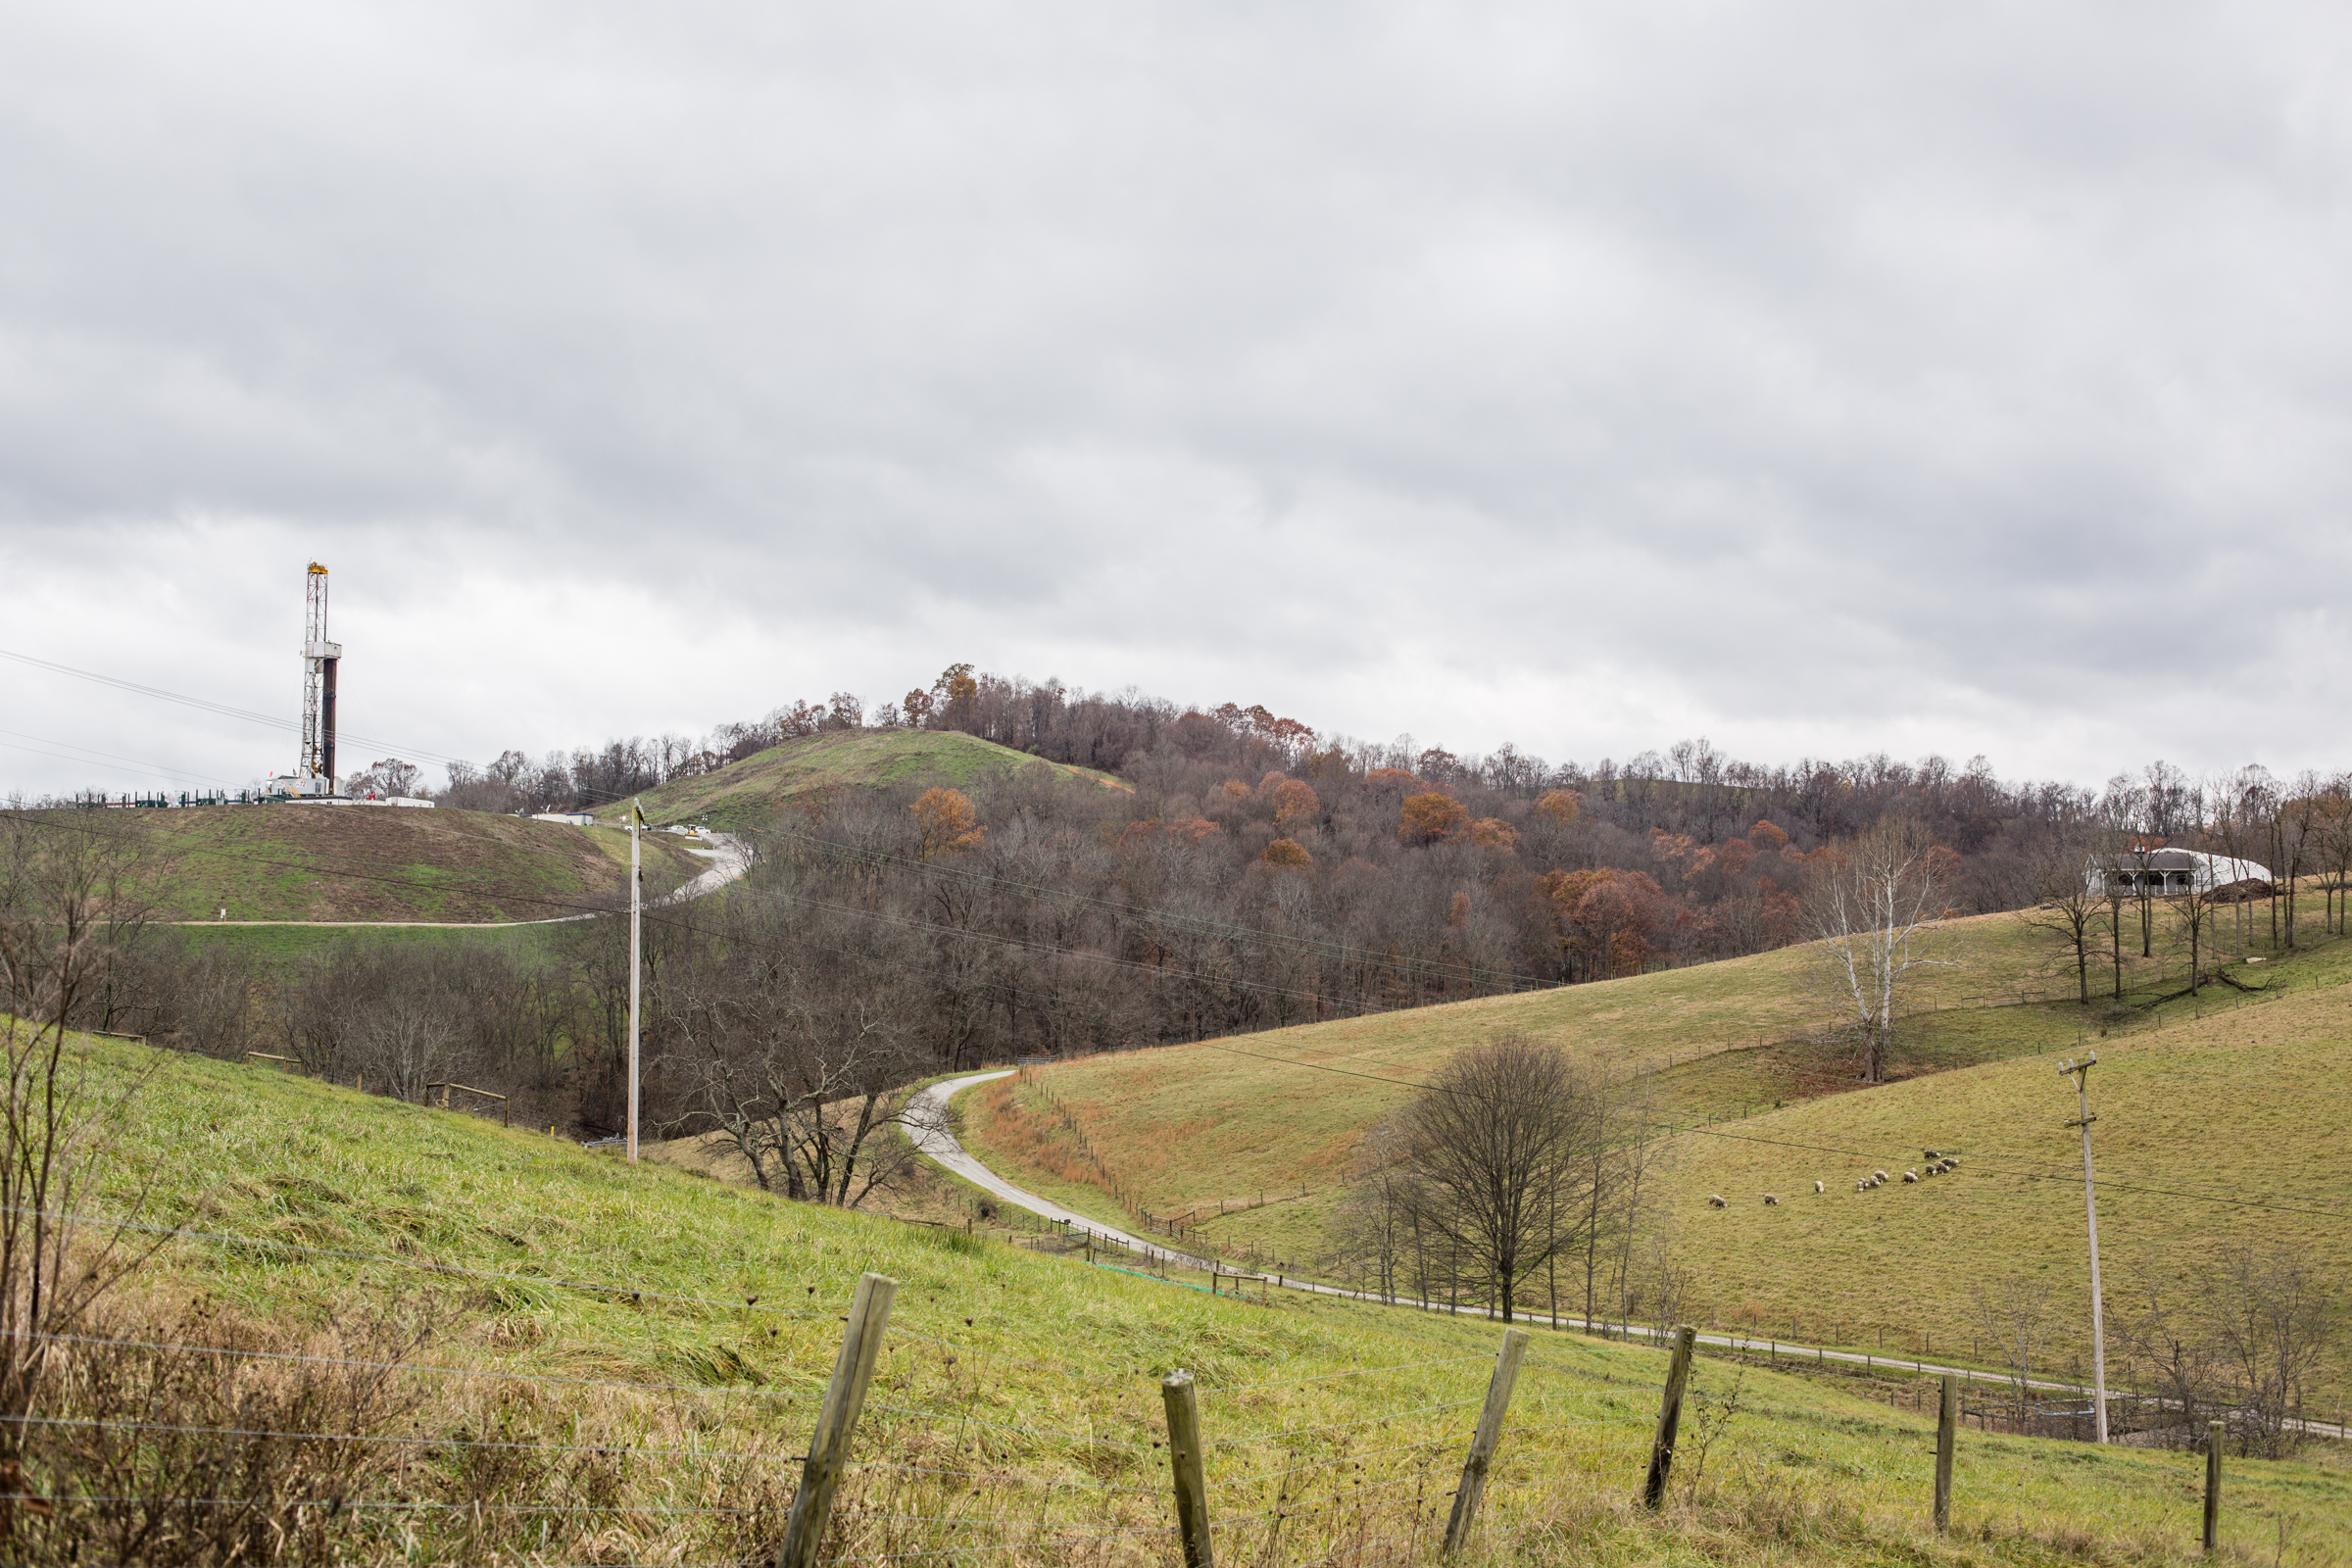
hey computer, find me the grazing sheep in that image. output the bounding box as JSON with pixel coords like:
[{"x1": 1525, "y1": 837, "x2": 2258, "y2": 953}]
[
  {"x1": 1763, "y1": 1194, "x2": 1780, "y2": 1206},
  {"x1": 1873, "y1": 1170, "x2": 1889, "y2": 1183},
  {"x1": 1855, "y1": 1179, "x2": 1869, "y2": 1192},
  {"x1": 1708, "y1": 1195, "x2": 1728, "y2": 1208},
  {"x1": 1924, "y1": 1149, "x2": 1941, "y2": 1160},
  {"x1": 1814, "y1": 1180, "x2": 1826, "y2": 1195},
  {"x1": 1902, "y1": 1170, "x2": 1919, "y2": 1183}
]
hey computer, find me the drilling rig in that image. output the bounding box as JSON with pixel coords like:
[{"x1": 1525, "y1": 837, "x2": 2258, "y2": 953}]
[{"x1": 292, "y1": 562, "x2": 342, "y2": 796}]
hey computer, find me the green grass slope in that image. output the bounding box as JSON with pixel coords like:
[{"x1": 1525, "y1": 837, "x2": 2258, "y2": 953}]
[
  {"x1": 33, "y1": 1031, "x2": 2349, "y2": 1564},
  {"x1": 1658, "y1": 938, "x2": 2352, "y2": 1380},
  {"x1": 958, "y1": 910, "x2": 2087, "y2": 1254},
  {"x1": 967, "y1": 907, "x2": 2352, "y2": 1393},
  {"x1": 118, "y1": 804, "x2": 703, "y2": 922},
  {"x1": 613, "y1": 727, "x2": 1131, "y2": 829}
]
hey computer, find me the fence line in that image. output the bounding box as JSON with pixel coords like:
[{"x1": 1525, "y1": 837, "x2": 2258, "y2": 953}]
[{"x1": 7, "y1": 1306, "x2": 2259, "y2": 1568}]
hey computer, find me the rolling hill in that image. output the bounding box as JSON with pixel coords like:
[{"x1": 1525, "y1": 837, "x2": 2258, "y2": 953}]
[
  {"x1": 113, "y1": 803, "x2": 705, "y2": 923},
  {"x1": 18, "y1": 1029, "x2": 2344, "y2": 1564},
  {"x1": 606, "y1": 727, "x2": 1131, "y2": 829},
  {"x1": 964, "y1": 901, "x2": 2352, "y2": 1400}
]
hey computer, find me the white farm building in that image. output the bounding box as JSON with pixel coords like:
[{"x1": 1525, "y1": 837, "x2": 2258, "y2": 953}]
[{"x1": 2084, "y1": 848, "x2": 2270, "y2": 898}]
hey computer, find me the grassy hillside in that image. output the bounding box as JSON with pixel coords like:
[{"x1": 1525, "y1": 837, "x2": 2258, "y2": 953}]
[
  {"x1": 114, "y1": 804, "x2": 703, "y2": 923},
  {"x1": 612, "y1": 727, "x2": 1131, "y2": 829},
  {"x1": 21, "y1": 1030, "x2": 2348, "y2": 1564},
  {"x1": 1653, "y1": 938, "x2": 2352, "y2": 1373},
  {"x1": 965, "y1": 906, "x2": 2352, "y2": 1393}
]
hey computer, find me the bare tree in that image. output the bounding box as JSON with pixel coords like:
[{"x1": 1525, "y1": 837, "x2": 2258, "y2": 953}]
[
  {"x1": 348, "y1": 993, "x2": 461, "y2": 1105},
  {"x1": 2168, "y1": 871, "x2": 2220, "y2": 998},
  {"x1": 0, "y1": 814, "x2": 157, "y2": 1537},
  {"x1": 1969, "y1": 1273, "x2": 2053, "y2": 1425},
  {"x1": 1802, "y1": 815, "x2": 1961, "y2": 1083},
  {"x1": 2274, "y1": 776, "x2": 2324, "y2": 952},
  {"x1": 2206, "y1": 1242, "x2": 2337, "y2": 1458},
  {"x1": 1387, "y1": 1033, "x2": 1605, "y2": 1322},
  {"x1": 2111, "y1": 1254, "x2": 2222, "y2": 1445},
  {"x1": 2313, "y1": 778, "x2": 2352, "y2": 937},
  {"x1": 662, "y1": 901, "x2": 945, "y2": 1208},
  {"x1": 2018, "y1": 820, "x2": 2108, "y2": 1006},
  {"x1": 1329, "y1": 1118, "x2": 1417, "y2": 1304}
]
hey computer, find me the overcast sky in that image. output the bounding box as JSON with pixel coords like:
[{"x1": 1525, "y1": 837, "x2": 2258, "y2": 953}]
[{"x1": 4, "y1": 2, "x2": 2349, "y2": 799}]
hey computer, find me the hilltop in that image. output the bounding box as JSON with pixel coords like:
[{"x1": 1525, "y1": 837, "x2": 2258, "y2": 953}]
[
  {"x1": 15, "y1": 1030, "x2": 2342, "y2": 1563},
  {"x1": 114, "y1": 803, "x2": 705, "y2": 923},
  {"x1": 602, "y1": 727, "x2": 1129, "y2": 829}
]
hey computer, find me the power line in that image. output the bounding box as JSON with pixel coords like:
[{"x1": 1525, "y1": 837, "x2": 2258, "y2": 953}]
[
  {"x1": 0, "y1": 645, "x2": 469, "y2": 768},
  {"x1": 0, "y1": 735, "x2": 237, "y2": 791}
]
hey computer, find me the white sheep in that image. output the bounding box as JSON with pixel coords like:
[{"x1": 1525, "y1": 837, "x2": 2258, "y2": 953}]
[
  {"x1": 1902, "y1": 1170, "x2": 1919, "y2": 1183},
  {"x1": 1873, "y1": 1170, "x2": 1889, "y2": 1183},
  {"x1": 1814, "y1": 1180, "x2": 1826, "y2": 1195},
  {"x1": 1707, "y1": 1194, "x2": 1728, "y2": 1208}
]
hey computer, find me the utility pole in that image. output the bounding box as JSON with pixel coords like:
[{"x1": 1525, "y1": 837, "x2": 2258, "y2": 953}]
[
  {"x1": 2060, "y1": 1053, "x2": 2108, "y2": 1443},
  {"x1": 627, "y1": 797, "x2": 643, "y2": 1164}
]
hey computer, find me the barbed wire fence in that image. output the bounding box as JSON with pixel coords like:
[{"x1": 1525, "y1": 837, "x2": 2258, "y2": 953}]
[{"x1": 0, "y1": 1205, "x2": 2254, "y2": 1566}]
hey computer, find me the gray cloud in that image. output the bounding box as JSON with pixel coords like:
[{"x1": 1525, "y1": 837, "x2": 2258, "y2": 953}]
[{"x1": 5, "y1": 1, "x2": 2351, "y2": 798}]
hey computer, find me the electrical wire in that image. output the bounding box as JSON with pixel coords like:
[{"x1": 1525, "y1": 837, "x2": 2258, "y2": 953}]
[
  {"x1": 0, "y1": 646, "x2": 469, "y2": 767},
  {"x1": 0, "y1": 731, "x2": 240, "y2": 790}
]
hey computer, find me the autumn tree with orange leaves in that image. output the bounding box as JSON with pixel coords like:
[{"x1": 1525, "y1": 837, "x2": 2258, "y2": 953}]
[
  {"x1": 1398, "y1": 792, "x2": 1468, "y2": 845},
  {"x1": 912, "y1": 788, "x2": 987, "y2": 858}
]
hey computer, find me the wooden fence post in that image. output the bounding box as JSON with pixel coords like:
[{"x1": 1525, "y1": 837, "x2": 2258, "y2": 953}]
[
  {"x1": 1442, "y1": 1326, "x2": 1529, "y2": 1555},
  {"x1": 1642, "y1": 1325, "x2": 1697, "y2": 1509},
  {"x1": 1934, "y1": 1373, "x2": 1956, "y2": 1533},
  {"x1": 778, "y1": 1272, "x2": 898, "y2": 1568},
  {"x1": 2203, "y1": 1419, "x2": 2223, "y2": 1554},
  {"x1": 1161, "y1": 1368, "x2": 1214, "y2": 1568}
]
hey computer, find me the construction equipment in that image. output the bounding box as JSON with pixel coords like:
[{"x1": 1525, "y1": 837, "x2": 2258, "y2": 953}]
[{"x1": 294, "y1": 562, "x2": 342, "y2": 796}]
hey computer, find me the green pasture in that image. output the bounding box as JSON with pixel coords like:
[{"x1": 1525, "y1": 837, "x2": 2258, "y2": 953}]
[
  {"x1": 612, "y1": 728, "x2": 1131, "y2": 830},
  {"x1": 97, "y1": 805, "x2": 702, "y2": 923},
  {"x1": 28, "y1": 1030, "x2": 2347, "y2": 1563},
  {"x1": 965, "y1": 904, "x2": 2352, "y2": 1410}
]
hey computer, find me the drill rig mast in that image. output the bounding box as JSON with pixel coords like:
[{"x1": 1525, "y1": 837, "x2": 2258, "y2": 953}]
[{"x1": 298, "y1": 563, "x2": 342, "y2": 795}]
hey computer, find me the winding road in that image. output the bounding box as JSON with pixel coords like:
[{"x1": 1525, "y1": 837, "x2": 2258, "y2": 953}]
[{"x1": 906, "y1": 1070, "x2": 2351, "y2": 1440}]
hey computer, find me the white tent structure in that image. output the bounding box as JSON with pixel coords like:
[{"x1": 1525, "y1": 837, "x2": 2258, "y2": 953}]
[{"x1": 2084, "y1": 848, "x2": 2270, "y2": 898}]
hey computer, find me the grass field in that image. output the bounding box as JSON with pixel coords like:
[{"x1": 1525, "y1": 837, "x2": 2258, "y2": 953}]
[
  {"x1": 612, "y1": 728, "x2": 1131, "y2": 829},
  {"x1": 102, "y1": 804, "x2": 704, "y2": 923},
  {"x1": 963, "y1": 903, "x2": 2352, "y2": 1404},
  {"x1": 20, "y1": 1029, "x2": 2348, "y2": 1564}
]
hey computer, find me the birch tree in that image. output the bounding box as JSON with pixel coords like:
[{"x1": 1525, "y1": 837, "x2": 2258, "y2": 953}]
[{"x1": 1802, "y1": 815, "x2": 1960, "y2": 1084}]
